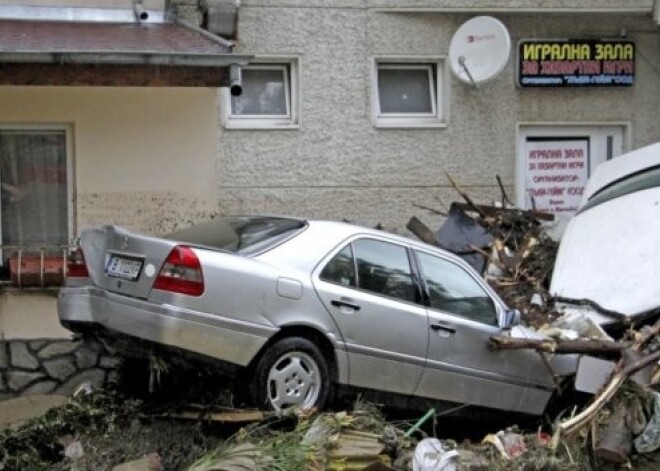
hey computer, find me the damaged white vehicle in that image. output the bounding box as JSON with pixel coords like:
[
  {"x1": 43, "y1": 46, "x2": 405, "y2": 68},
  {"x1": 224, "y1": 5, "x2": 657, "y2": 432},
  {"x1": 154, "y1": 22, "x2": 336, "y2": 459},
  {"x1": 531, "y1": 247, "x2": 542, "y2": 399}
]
[
  {"x1": 551, "y1": 141, "x2": 660, "y2": 330},
  {"x1": 59, "y1": 216, "x2": 576, "y2": 415}
]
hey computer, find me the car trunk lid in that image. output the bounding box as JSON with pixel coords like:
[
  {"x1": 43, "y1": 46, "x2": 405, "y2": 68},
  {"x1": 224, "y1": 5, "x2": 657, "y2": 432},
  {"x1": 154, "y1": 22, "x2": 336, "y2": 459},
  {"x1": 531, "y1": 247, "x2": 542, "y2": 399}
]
[{"x1": 79, "y1": 225, "x2": 178, "y2": 299}]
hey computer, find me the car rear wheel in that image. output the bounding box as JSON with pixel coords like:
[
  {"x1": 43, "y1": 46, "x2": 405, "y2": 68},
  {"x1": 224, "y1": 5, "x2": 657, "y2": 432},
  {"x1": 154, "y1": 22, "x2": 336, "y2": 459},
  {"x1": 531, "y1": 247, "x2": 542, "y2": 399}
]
[{"x1": 251, "y1": 337, "x2": 331, "y2": 411}]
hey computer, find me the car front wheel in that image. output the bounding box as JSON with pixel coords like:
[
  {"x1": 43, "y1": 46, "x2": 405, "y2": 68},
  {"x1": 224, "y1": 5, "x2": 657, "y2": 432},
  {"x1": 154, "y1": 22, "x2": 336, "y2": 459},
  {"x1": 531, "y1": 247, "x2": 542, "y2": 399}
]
[{"x1": 251, "y1": 337, "x2": 331, "y2": 411}]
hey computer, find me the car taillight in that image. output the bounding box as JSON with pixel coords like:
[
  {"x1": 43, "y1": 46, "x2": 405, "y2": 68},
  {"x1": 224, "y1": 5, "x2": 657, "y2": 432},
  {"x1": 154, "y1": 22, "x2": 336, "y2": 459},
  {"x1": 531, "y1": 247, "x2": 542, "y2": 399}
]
[
  {"x1": 153, "y1": 245, "x2": 204, "y2": 296},
  {"x1": 67, "y1": 247, "x2": 89, "y2": 278}
]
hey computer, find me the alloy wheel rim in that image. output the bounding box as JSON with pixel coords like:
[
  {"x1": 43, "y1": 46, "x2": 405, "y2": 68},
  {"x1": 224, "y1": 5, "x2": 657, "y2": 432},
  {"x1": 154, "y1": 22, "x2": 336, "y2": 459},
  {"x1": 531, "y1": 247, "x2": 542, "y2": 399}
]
[{"x1": 266, "y1": 351, "x2": 321, "y2": 411}]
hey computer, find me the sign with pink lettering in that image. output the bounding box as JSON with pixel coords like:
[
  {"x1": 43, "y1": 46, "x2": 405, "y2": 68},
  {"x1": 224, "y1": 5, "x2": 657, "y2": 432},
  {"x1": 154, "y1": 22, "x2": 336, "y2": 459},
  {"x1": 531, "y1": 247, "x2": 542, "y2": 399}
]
[{"x1": 524, "y1": 138, "x2": 589, "y2": 214}]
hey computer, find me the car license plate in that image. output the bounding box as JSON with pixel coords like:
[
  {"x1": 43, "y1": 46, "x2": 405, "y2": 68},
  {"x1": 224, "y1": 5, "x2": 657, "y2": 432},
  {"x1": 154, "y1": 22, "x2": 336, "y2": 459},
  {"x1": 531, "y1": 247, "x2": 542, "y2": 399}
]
[{"x1": 106, "y1": 255, "x2": 143, "y2": 280}]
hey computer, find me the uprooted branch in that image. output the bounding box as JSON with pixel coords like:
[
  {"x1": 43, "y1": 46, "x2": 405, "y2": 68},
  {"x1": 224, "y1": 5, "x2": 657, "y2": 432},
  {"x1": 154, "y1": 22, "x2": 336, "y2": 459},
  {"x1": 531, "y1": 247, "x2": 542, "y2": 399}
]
[
  {"x1": 489, "y1": 335, "x2": 628, "y2": 355},
  {"x1": 555, "y1": 318, "x2": 660, "y2": 440}
]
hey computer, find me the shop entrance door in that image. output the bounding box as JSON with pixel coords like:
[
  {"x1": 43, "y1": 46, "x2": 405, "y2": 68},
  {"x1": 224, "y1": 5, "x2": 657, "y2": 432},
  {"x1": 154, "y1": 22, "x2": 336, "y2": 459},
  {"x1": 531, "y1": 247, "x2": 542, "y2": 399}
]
[{"x1": 516, "y1": 125, "x2": 627, "y2": 215}]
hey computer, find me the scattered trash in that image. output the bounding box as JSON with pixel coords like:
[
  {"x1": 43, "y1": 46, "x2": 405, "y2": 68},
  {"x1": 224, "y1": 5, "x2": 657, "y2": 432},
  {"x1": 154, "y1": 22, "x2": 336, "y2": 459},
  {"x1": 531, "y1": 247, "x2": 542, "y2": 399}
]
[
  {"x1": 635, "y1": 391, "x2": 660, "y2": 453},
  {"x1": 73, "y1": 381, "x2": 94, "y2": 397},
  {"x1": 412, "y1": 438, "x2": 458, "y2": 471}
]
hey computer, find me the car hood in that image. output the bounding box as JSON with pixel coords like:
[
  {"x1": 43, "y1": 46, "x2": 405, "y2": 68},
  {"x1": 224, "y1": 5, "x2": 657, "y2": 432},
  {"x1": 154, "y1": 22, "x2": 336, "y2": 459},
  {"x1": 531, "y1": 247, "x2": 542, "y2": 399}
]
[{"x1": 550, "y1": 188, "x2": 660, "y2": 324}]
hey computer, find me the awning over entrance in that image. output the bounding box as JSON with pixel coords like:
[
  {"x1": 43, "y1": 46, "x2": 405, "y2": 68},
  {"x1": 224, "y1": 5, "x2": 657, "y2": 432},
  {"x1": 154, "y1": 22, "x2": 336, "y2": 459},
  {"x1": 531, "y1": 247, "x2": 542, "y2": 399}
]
[{"x1": 0, "y1": 18, "x2": 251, "y2": 87}]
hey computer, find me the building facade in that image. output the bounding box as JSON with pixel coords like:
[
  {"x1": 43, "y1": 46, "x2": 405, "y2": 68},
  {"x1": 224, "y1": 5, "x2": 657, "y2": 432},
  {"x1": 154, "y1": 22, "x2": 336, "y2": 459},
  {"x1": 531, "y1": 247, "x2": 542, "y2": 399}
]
[{"x1": 0, "y1": 0, "x2": 659, "y2": 340}]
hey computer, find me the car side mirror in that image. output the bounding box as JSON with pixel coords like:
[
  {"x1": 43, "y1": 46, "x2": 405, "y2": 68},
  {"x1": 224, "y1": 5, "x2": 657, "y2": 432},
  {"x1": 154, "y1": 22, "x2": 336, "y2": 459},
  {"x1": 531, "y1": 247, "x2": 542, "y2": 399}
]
[{"x1": 498, "y1": 308, "x2": 521, "y2": 329}]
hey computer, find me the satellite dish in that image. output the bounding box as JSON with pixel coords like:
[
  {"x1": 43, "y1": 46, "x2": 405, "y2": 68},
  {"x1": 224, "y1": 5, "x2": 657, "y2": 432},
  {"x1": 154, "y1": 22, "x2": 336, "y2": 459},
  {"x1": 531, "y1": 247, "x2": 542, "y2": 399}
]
[{"x1": 448, "y1": 16, "x2": 511, "y2": 86}]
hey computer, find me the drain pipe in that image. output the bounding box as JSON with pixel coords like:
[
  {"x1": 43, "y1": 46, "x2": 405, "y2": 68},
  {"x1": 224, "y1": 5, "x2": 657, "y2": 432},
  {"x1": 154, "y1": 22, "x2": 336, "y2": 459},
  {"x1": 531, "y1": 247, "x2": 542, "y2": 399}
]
[
  {"x1": 229, "y1": 64, "x2": 242, "y2": 96},
  {"x1": 134, "y1": 0, "x2": 148, "y2": 22},
  {"x1": 655, "y1": 0, "x2": 660, "y2": 25}
]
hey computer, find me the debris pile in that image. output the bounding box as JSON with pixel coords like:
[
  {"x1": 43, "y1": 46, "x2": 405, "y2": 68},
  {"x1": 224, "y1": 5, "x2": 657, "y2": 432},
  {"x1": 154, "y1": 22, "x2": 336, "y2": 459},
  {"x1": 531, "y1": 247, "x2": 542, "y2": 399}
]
[{"x1": 409, "y1": 175, "x2": 559, "y2": 327}]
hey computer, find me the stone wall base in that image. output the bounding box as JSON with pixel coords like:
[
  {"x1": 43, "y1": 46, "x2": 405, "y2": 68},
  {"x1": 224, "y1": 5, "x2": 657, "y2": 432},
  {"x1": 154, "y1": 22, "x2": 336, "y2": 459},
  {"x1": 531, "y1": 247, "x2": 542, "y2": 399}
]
[{"x1": 0, "y1": 338, "x2": 120, "y2": 401}]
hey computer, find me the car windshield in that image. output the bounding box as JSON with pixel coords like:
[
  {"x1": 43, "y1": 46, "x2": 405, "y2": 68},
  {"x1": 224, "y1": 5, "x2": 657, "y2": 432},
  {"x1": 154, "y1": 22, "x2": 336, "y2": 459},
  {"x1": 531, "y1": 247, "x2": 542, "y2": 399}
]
[
  {"x1": 580, "y1": 165, "x2": 660, "y2": 214},
  {"x1": 164, "y1": 216, "x2": 307, "y2": 254}
]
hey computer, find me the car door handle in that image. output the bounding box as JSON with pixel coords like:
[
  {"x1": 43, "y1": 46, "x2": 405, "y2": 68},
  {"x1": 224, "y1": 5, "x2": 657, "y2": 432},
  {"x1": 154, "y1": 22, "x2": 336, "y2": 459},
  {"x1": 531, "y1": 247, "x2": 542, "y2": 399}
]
[
  {"x1": 331, "y1": 299, "x2": 361, "y2": 311},
  {"x1": 430, "y1": 323, "x2": 456, "y2": 334}
]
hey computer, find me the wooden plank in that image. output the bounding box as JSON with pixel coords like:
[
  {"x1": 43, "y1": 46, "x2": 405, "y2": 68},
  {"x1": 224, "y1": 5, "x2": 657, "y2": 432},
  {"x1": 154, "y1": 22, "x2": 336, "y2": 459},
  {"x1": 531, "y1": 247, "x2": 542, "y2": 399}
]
[
  {"x1": 406, "y1": 216, "x2": 438, "y2": 246},
  {"x1": 157, "y1": 409, "x2": 264, "y2": 423}
]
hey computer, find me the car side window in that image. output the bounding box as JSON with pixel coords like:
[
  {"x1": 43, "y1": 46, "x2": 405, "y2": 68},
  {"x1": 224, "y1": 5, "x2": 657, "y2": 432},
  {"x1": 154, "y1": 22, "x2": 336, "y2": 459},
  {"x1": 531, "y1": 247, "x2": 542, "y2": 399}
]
[
  {"x1": 320, "y1": 245, "x2": 356, "y2": 287},
  {"x1": 416, "y1": 251, "x2": 497, "y2": 325},
  {"x1": 352, "y1": 239, "x2": 417, "y2": 303}
]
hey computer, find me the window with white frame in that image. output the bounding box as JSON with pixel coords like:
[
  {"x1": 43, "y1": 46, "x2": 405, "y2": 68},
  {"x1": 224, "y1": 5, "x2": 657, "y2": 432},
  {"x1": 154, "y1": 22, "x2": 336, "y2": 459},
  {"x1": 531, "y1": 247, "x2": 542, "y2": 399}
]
[
  {"x1": 373, "y1": 59, "x2": 446, "y2": 128},
  {"x1": 223, "y1": 59, "x2": 299, "y2": 129},
  {"x1": 0, "y1": 127, "x2": 72, "y2": 283}
]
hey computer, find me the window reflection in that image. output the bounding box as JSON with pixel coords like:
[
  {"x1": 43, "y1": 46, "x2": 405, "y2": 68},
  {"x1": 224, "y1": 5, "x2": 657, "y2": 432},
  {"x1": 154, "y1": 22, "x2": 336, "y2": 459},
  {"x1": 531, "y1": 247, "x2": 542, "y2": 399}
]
[
  {"x1": 353, "y1": 239, "x2": 416, "y2": 303},
  {"x1": 417, "y1": 251, "x2": 497, "y2": 324}
]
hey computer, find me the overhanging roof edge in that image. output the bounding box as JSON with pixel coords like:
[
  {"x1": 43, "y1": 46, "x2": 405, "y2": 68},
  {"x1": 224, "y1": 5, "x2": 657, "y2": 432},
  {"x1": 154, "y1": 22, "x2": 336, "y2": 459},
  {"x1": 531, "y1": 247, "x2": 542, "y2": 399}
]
[{"x1": 0, "y1": 52, "x2": 253, "y2": 68}]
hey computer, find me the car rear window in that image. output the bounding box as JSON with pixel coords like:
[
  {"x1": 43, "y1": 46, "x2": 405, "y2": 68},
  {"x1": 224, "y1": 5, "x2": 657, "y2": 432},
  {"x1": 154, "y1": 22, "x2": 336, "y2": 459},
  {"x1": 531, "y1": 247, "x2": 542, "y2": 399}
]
[
  {"x1": 580, "y1": 165, "x2": 660, "y2": 214},
  {"x1": 165, "y1": 216, "x2": 307, "y2": 254}
]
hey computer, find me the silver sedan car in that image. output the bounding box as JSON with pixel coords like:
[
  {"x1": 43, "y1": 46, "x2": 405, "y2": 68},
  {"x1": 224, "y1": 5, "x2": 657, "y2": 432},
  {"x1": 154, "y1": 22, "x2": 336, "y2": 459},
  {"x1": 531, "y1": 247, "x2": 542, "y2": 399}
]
[{"x1": 58, "y1": 216, "x2": 575, "y2": 414}]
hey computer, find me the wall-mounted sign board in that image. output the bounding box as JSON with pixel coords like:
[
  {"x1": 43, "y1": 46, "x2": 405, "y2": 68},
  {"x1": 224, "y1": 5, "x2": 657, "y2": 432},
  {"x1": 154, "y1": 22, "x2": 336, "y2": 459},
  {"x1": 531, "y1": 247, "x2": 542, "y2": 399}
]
[{"x1": 517, "y1": 40, "x2": 634, "y2": 87}]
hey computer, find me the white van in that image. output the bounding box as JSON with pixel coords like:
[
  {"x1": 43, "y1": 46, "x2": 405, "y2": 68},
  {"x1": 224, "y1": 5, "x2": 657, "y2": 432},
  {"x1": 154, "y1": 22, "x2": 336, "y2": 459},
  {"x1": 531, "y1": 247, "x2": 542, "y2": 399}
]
[{"x1": 551, "y1": 141, "x2": 660, "y2": 329}]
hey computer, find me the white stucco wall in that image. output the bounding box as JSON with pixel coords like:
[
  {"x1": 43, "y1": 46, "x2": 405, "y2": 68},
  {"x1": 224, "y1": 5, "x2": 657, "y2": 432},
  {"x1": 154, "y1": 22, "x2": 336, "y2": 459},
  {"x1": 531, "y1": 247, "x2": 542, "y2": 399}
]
[
  {"x1": 0, "y1": 87, "x2": 220, "y2": 235},
  {"x1": 218, "y1": 1, "x2": 660, "y2": 232},
  {"x1": 0, "y1": 87, "x2": 219, "y2": 338}
]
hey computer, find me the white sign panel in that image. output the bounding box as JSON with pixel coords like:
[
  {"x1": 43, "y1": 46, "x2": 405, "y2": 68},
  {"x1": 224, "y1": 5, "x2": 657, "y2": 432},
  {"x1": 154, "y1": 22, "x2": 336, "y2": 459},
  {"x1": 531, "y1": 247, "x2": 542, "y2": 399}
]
[{"x1": 524, "y1": 138, "x2": 589, "y2": 214}]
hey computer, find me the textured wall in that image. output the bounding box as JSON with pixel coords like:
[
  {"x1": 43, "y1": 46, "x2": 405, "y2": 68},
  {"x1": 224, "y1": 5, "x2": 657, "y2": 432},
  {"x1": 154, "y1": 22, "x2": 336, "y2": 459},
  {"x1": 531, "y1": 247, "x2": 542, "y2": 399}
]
[
  {"x1": 0, "y1": 338, "x2": 119, "y2": 400},
  {"x1": 0, "y1": 87, "x2": 220, "y2": 236},
  {"x1": 217, "y1": 2, "x2": 660, "y2": 232}
]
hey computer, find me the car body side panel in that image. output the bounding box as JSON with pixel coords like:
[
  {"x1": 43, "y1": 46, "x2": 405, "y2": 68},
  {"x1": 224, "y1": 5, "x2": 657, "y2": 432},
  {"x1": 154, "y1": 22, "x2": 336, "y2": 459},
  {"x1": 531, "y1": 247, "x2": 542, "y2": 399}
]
[
  {"x1": 314, "y1": 278, "x2": 429, "y2": 395},
  {"x1": 417, "y1": 310, "x2": 554, "y2": 415}
]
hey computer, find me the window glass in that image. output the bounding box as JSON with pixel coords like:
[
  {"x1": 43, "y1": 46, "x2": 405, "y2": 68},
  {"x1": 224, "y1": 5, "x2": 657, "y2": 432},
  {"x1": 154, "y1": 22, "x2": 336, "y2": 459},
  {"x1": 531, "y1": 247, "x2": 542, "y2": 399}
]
[
  {"x1": 231, "y1": 67, "x2": 288, "y2": 116},
  {"x1": 378, "y1": 65, "x2": 434, "y2": 114},
  {"x1": 416, "y1": 251, "x2": 497, "y2": 325},
  {"x1": 320, "y1": 245, "x2": 355, "y2": 287},
  {"x1": 353, "y1": 239, "x2": 416, "y2": 302},
  {"x1": 0, "y1": 130, "x2": 68, "y2": 258},
  {"x1": 580, "y1": 165, "x2": 660, "y2": 214}
]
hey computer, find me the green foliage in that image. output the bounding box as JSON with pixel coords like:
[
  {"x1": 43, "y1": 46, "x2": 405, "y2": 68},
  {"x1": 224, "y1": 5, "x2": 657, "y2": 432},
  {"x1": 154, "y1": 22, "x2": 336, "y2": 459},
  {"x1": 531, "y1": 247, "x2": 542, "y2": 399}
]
[{"x1": 0, "y1": 391, "x2": 141, "y2": 470}]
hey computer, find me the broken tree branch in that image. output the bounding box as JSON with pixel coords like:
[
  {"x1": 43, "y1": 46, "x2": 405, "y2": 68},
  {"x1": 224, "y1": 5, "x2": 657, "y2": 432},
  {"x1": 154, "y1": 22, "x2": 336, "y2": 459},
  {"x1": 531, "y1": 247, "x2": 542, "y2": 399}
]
[
  {"x1": 489, "y1": 336, "x2": 628, "y2": 355},
  {"x1": 496, "y1": 174, "x2": 513, "y2": 208},
  {"x1": 451, "y1": 202, "x2": 554, "y2": 221},
  {"x1": 556, "y1": 318, "x2": 660, "y2": 439},
  {"x1": 412, "y1": 203, "x2": 448, "y2": 216},
  {"x1": 444, "y1": 172, "x2": 486, "y2": 218}
]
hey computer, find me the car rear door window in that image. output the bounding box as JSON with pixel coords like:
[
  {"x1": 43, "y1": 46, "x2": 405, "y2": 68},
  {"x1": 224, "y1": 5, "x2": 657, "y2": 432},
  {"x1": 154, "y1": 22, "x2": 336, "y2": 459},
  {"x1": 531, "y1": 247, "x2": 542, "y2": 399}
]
[
  {"x1": 416, "y1": 251, "x2": 497, "y2": 325},
  {"x1": 352, "y1": 239, "x2": 417, "y2": 303},
  {"x1": 320, "y1": 245, "x2": 356, "y2": 287}
]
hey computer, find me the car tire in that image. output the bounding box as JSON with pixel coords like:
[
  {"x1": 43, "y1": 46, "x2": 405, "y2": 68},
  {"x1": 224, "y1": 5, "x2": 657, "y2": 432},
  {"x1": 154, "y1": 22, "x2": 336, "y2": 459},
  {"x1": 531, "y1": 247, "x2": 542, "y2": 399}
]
[{"x1": 251, "y1": 337, "x2": 332, "y2": 411}]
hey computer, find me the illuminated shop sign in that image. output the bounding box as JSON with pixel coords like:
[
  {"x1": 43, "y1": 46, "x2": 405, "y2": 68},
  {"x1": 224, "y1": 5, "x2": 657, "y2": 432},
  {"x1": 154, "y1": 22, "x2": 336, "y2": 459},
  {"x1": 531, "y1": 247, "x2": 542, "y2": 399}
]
[{"x1": 518, "y1": 40, "x2": 635, "y2": 87}]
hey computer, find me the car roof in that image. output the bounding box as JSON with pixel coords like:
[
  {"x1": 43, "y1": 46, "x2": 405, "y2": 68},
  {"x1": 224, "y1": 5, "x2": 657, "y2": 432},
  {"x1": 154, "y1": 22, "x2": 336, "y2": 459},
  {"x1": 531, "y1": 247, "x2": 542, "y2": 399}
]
[
  {"x1": 260, "y1": 218, "x2": 460, "y2": 272},
  {"x1": 583, "y1": 141, "x2": 660, "y2": 201},
  {"x1": 305, "y1": 219, "x2": 429, "y2": 247}
]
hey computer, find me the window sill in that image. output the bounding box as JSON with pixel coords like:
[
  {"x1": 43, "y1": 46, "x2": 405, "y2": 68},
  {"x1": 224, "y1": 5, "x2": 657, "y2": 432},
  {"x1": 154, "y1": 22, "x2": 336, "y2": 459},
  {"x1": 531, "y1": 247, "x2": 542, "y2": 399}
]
[
  {"x1": 223, "y1": 120, "x2": 300, "y2": 131},
  {"x1": 374, "y1": 119, "x2": 447, "y2": 129}
]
